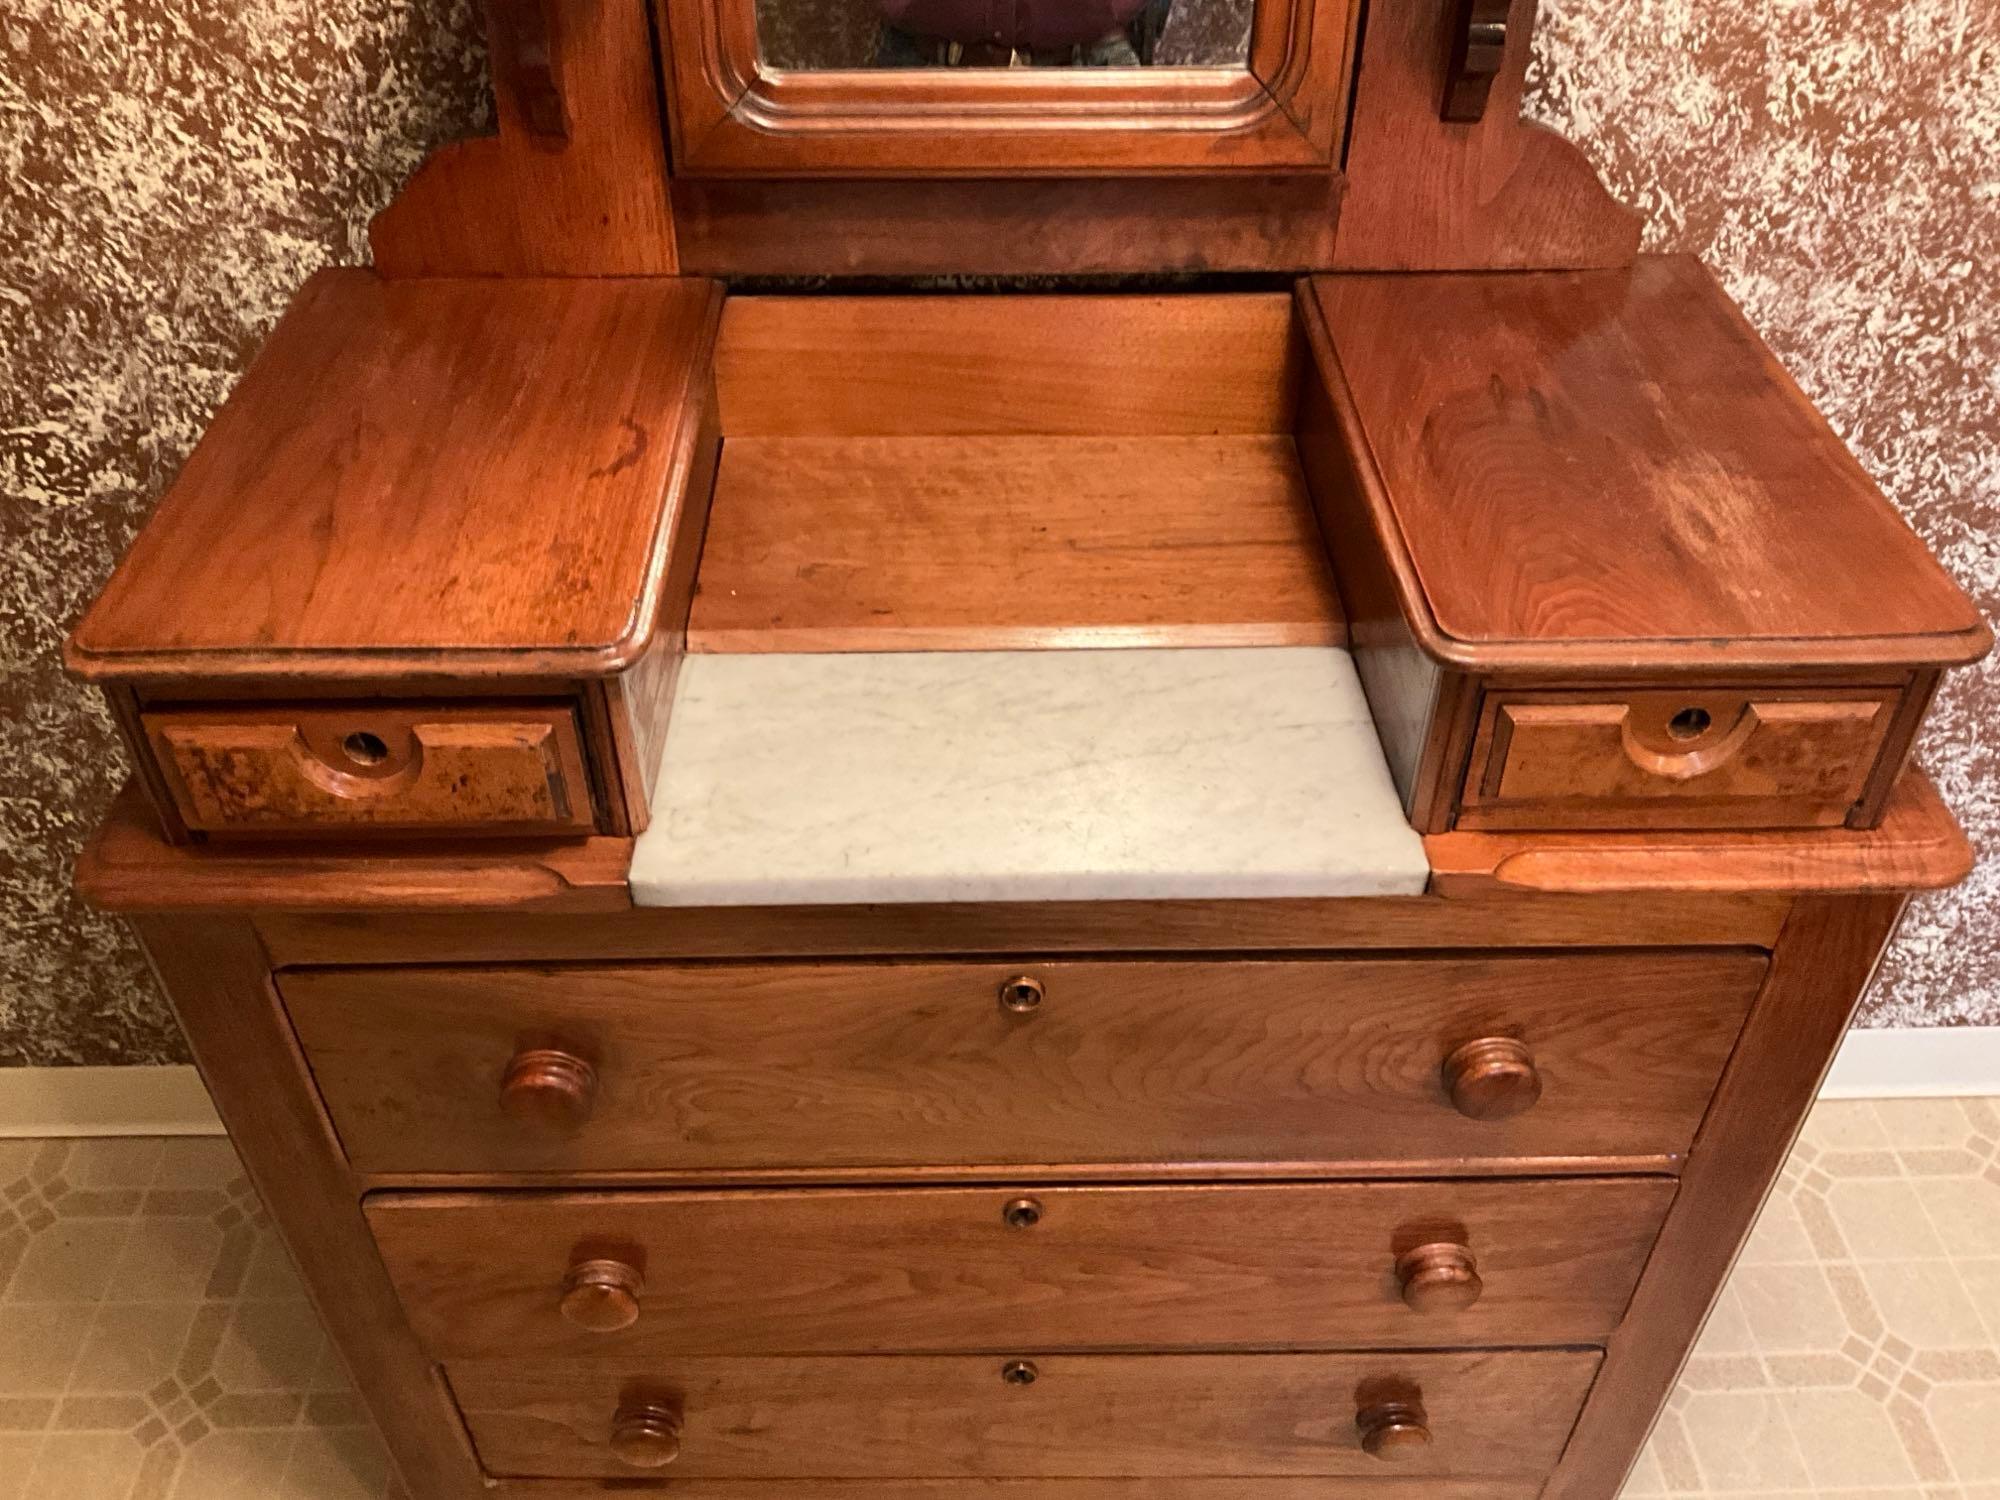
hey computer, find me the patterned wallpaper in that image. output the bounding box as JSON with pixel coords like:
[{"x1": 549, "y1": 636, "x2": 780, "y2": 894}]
[{"x1": 0, "y1": 0, "x2": 1993, "y2": 1064}]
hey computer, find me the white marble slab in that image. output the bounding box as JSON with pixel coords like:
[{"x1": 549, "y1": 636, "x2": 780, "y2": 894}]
[{"x1": 630, "y1": 647, "x2": 1430, "y2": 906}]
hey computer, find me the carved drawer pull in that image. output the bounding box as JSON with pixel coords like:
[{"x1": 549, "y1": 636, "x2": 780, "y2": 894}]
[
  {"x1": 1442, "y1": 1036, "x2": 1542, "y2": 1121},
  {"x1": 560, "y1": 1257, "x2": 643, "y2": 1332},
  {"x1": 499, "y1": 1046, "x2": 599, "y2": 1132},
  {"x1": 1396, "y1": 1241, "x2": 1483, "y2": 1313},
  {"x1": 1358, "y1": 1398, "x2": 1433, "y2": 1460},
  {"x1": 610, "y1": 1397, "x2": 683, "y2": 1469}
]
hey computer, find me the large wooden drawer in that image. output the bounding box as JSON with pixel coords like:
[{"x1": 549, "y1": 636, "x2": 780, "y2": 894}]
[
  {"x1": 284, "y1": 953, "x2": 1765, "y2": 1174},
  {"x1": 449, "y1": 1348, "x2": 1602, "y2": 1480},
  {"x1": 368, "y1": 1177, "x2": 1674, "y2": 1359}
]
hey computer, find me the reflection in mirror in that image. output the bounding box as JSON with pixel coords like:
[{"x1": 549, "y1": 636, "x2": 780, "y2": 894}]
[{"x1": 756, "y1": 0, "x2": 1256, "y2": 69}]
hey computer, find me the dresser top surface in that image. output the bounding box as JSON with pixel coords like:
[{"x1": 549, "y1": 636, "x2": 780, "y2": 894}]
[
  {"x1": 68, "y1": 272, "x2": 723, "y2": 682},
  {"x1": 1313, "y1": 257, "x2": 1988, "y2": 670}
]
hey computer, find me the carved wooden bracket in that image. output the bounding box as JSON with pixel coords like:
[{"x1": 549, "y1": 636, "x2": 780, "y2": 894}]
[{"x1": 489, "y1": 0, "x2": 570, "y2": 142}]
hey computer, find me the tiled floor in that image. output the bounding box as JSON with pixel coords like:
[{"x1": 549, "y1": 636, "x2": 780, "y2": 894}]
[{"x1": 1, "y1": 1100, "x2": 1997, "y2": 1498}]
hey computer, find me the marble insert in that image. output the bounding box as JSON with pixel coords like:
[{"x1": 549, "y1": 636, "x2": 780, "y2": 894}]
[{"x1": 630, "y1": 647, "x2": 1431, "y2": 907}]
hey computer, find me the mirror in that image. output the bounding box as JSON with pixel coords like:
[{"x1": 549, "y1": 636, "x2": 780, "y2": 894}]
[{"x1": 756, "y1": 0, "x2": 1256, "y2": 69}]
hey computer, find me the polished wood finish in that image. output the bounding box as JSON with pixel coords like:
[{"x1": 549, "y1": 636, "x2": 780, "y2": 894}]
[
  {"x1": 1441, "y1": 1038, "x2": 1543, "y2": 1121},
  {"x1": 369, "y1": 0, "x2": 677, "y2": 276},
  {"x1": 1427, "y1": 769, "x2": 1977, "y2": 898},
  {"x1": 1461, "y1": 689, "x2": 1898, "y2": 830},
  {"x1": 1356, "y1": 1400, "x2": 1432, "y2": 1461},
  {"x1": 142, "y1": 703, "x2": 594, "y2": 837},
  {"x1": 68, "y1": 273, "x2": 724, "y2": 685},
  {"x1": 688, "y1": 436, "x2": 1344, "y2": 652},
  {"x1": 367, "y1": 1178, "x2": 1674, "y2": 1358},
  {"x1": 497, "y1": 1046, "x2": 599, "y2": 1132},
  {"x1": 656, "y1": 0, "x2": 1355, "y2": 176},
  {"x1": 1333, "y1": 0, "x2": 1641, "y2": 269},
  {"x1": 1546, "y1": 894, "x2": 1907, "y2": 1500},
  {"x1": 282, "y1": 954, "x2": 1764, "y2": 1174},
  {"x1": 610, "y1": 1397, "x2": 685, "y2": 1469},
  {"x1": 448, "y1": 1349, "x2": 1601, "y2": 1480},
  {"x1": 714, "y1": 294, "x2": 1300, "y2": 439},
  {"x1": 500, "y1": 1483, "x2": 1537, "y2": 1500},
  {"x1": 670, "y1": 174, "x2": 1342, "y2": 279}
]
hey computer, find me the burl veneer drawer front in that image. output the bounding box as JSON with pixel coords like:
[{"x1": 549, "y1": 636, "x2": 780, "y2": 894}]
[
  {"x1": 141, "y1": 701, "x2": 595, "y2": 837},
  {"x1": 449, "y1": 1348, "x2": 1602, "y2": 1480},
  {"x1": 1460, "y1": 687, "x2": 1900, "y2": 831},
  {"x1": 368, "y1": 1177, "x2": 1674, "y2": 1360},
  {"x1": 283, "y1": 954, "x2": 1766, "y2": 1174}
]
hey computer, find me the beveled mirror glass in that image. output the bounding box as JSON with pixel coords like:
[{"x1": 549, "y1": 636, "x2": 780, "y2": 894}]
[{"x1": 755, "y1": 0, "x2": 1255, "y2": 69}]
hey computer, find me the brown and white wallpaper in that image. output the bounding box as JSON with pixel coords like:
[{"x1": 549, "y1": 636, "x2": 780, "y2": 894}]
[{"x1": 0, "y1": 0, "x2": 1994, "y2": 1064}]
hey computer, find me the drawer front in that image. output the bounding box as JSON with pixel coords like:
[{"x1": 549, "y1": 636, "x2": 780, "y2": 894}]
[
  {"x1": 1460, "y1": 687, "x2": 1900, "y2": 830},
  {"x1": 142, "y1": 701, "x2": 595, "y2": 836},
  {"x1": 284, "y1": 954, "x2": 1765, "y2": 1173},
  {"x1": 449, "y1": 1349, "x2": 1602, "y2": 1480},
  {"x1": 368, "y1": 1177, "x2": 1674, "y2": 1360}
]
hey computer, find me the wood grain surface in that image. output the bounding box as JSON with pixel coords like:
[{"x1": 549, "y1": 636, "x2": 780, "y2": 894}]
[
  {"x1": 368, "y1": 1177, "x2": 1673, "y2": 1359},
  {"x1": 687, "y1": 436, "x2": 1344, "y2": 651},
  {"x1": 449, "y1": 1348, "x2": 1602, "y2": 1480},
  {"x1": 713, "y1": 294, "x2": 1299, "y2": 438},
  {"x1": 1308, "y1": 259, "x2": 1989, "y2": 667},
  {"x1": 281, "y1": 953, "x2": 1765, "y2": 1173},
  {"x1": 68, "y1": 272, "x2": 724, "y2": 681}
]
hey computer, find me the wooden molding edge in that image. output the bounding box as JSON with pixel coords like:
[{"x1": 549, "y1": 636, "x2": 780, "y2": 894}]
[{"x1": 1333, "y1": 0, "x2": 1641, "y2": 270}]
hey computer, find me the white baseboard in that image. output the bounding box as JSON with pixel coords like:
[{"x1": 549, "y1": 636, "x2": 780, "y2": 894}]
[
  {"x1": 1820, "y1": 1026, "x2": 2000, "y2": 1100},
  {"x1": 0, "y1": 1030, "x2": 1993, "y2": 1138},
  {"x1": 0, "y1": 1066, "x2": 224, "y2": 1137}
]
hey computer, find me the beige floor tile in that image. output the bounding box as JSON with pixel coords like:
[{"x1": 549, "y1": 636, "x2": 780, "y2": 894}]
[
  {"x1": 0, "y1": 1434, "x2": 42, "y2": 1500},
  {"x1": 1929, "y1": 1384, "x2": 2000, "y2": 1481},
  {"x1": 1740, "y1": 1191, "x2": 1819, "y2": 1265},
  {"x1": 1914, "y1": 1174, "x2": 2000, "y2": 1260},
  {"x1": 211, "y1": 1300, "x2": 331, "y2": 1394},
  {"x1": 62, "y1": 1139, "x2": 167, "y2": 1191},
  {"x1": 1683, "y1": 1388, "x2": 1814, "y2": 1491},
  {"x1": 169, "y1": 1429, "x2": 298, "y2": 1500},
  {"x1": 1690, "y1": 1284, "x2": 1760, "y2": 1355},
  {"x1": 284, "y1": 1424, "x2": 397, "y2": 1500},
  {"x1": 1732, "y1": 1261, "x2": 1854, "y2": 1353},
  {"x1": 1825, "y1": 1179, "x2": 1953, "y2": 1261},
  {"x1": 1805, "y1": 1099, "x2": 1895, "y2": 1150},
  {"x1": 21, "y1": 1431, "x2": 144, "y2": 1500},
  {"x1": 69, "y1": 1302, "x2": 201, "y2": 1395},
  {"x1": 150, "y1": 1139, "x2": 244, "y2": 1193},
  {"x1": 237, "y1": 1234, "x2": 306, "y2": 1302},
  {"x1": 1860, "y1": 1258, "x2": 1992, "y2": 1350},
  {"x1": 1617, "y1": 1437, "x2": 1669, "y2": 1496},
  {"x1": 3, "y1": 1219, "x2": 133, "y2": 1305},
  {"x1": 1876, "y1": 1100, "x2": 1986, "y2": 1151},
  {"x1": 106, "y1": 1219, "x2": 225, "y2": 1302},
  {"x1": 0, "y1": 1305, "x2": 89, "y2": 1396},
  {"x1": 1957, "y1": 1260, "x2": 2000, "y2": 1345},
  {"x1": 1779, "y1": 1386, "x2": 1921, "y2": 1488}
]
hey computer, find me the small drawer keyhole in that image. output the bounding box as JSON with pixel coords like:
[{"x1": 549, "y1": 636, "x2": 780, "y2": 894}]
[
  {"x1": 1003, "y1": 1197, "x2": 1043, "y2": 1229},
  {"x1": 340, "y1": 730, "x2": 390, "y2": 766},
  {"x1": 1666, "y1": 706, "x2": 1712, "y2": 741},
  {"x1": 1001, "y1": 1360, "x2": 1039, "y2": 1387},
  {"x1": 999, "y1": 976, "x2": 1045, "y2": 1014}
]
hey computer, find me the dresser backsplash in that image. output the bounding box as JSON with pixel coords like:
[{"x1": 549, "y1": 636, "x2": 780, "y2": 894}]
[{"x1": 2, "y1": 0, "x2": 1992, "y2": 1063}]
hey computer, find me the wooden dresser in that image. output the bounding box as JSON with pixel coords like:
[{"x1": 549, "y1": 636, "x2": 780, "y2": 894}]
[{"x1": 68, "y1": 3, "x2": 1988, "y2": 1498}]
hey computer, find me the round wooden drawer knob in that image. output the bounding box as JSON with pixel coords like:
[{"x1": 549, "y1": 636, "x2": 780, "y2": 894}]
[
  {"x1": 1357, "y1": 1400, "x2": 1432, "y2": 1461},
  {"x1": 611, "y1": 1399, "x2": 684, "y2": 1469},
  {"x1": 560, "y1": 1258, "x2": 644, "y2": 1333},
  {"x1": 1442, "y1": 1037, "x2": 1542, "y2": 1121},
  {"x1": 499, "y1": 1047, "x2": 598, "y2": 1132},
  {"x1": 1396, "y1": 1242, "x2": 1483, "y2": 1313}
]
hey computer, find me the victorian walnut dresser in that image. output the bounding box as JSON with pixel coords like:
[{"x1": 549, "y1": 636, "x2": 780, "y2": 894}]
[{"x1": 65, "y1": 2, "x2": 1989, "y2": 1498}]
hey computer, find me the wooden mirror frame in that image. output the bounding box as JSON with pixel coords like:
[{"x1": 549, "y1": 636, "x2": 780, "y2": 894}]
[{"x1": 656, "y1": 0, "x2": 1359, "y2": 175}]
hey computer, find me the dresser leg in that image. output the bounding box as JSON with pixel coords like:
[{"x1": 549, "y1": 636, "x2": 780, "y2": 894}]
[
  {"x1": 1541, "y1": 893, "x2": 1906, "y2": 1500},
  {"x1": 129, "y1": 914, "x2": 488, "y2": 1500}
]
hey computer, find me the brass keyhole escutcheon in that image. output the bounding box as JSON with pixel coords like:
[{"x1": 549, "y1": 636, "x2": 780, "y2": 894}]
[
  {"x1": 999, "y1": 975, "x2": 1045, "y2": 1014},
  {"x1": 1003, "y1": 1196, "x2": 1043, "y2": 1229},
  {"x1": 1001, "y1": 1359, "x2": 1039, "y2": 1387}
]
